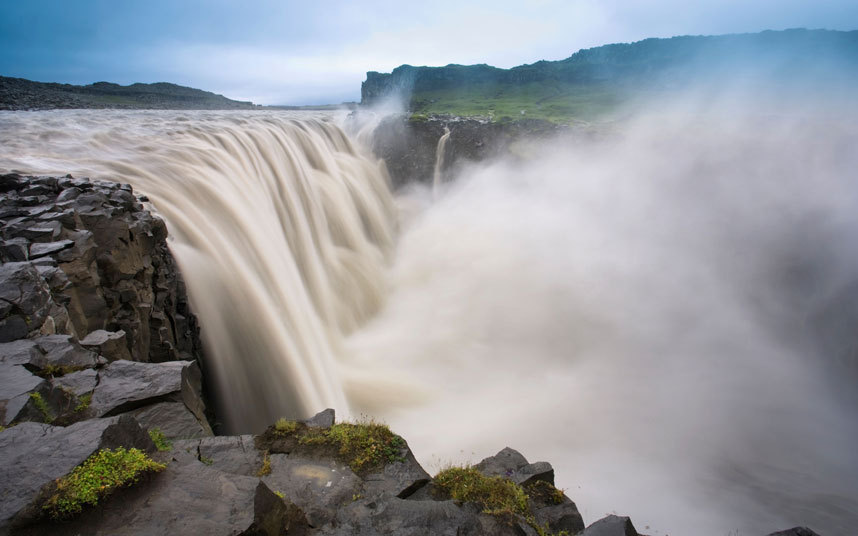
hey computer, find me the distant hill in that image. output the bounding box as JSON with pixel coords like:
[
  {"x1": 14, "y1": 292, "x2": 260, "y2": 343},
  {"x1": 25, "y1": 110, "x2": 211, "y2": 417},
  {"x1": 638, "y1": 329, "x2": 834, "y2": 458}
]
[
  {"x1": 0, "y1": 77, "x2": 257, "y2": 110},
  {"x1": 361, "y1": 29, "x2": 858, "y2": 123}
]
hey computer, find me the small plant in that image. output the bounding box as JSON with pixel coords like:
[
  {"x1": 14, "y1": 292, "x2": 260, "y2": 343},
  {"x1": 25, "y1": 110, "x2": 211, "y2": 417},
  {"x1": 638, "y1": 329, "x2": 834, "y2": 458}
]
[
  {"x1": 352, "y1": 493, "x2": 362, "y2": 501},
  {"x1": 41, "y1": 447, "x2": 165, "y2": 520},
  {"x1": 36, "y1": 364, "x2": 84, "y2": 378},
  {"x1": 0, "y1": 425, "x2": 5, "y2": 433},
  {"x1": 434, "y1": 466, "x2": 528, "y2": 516},
  {"x1": 273, "y1": 418, "x2": 298, "y2": 437},
  {"x1": 298, "y1": 419, "x2": 405, "y2": 473},
  {"x1": 257, "y1": 450, "x2": 271, "y2": 476},
  {"x1": 200, "y1": 456, "x2": 214, "y2": 466},
  {"x1": 435, "y1": 466, "x2": 570, "y2": 536},
  {"x1": 148, "y1": 428, "x2": 171, "y2": 451},
  {"x1": 74, "y1": 392, "x2": 92, "y2": 413},
  {"x1": 274, "y1": 490, "x2": 284, "y2": 499},
  {"x1": 29, "y1": 392, "x2": 54, "y2": 422},
  {"x1": 526, "y1": 479, "x2": 566, "y2": 505}
]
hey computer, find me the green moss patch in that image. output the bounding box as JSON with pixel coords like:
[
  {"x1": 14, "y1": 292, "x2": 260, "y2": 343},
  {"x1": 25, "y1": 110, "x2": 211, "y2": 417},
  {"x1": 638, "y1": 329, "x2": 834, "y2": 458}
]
[
  {"x1": 42, "y1": 447, "x2": 166, "y2": 520},
  {"x1": 434, "y1": 466, "x2": 570, "y2": 536},
  {"x1": 298, "y1": 420, "x2": 406, "y2": 473},
  {"x1": 273, "y1": 418, "x2": 298, "y2": 437},
  {"x1": 434, "y1": 466, "x2": 528, "y2": 516},
  {"x1": 29, "y1": 392, "x2": 54, "y2": 423},
  {"x1": 74, "y1": 393, "x2": 92, "y2": 413},
  {"x1": 148, "y1": 428, "x2": 171, "y2": 451}
]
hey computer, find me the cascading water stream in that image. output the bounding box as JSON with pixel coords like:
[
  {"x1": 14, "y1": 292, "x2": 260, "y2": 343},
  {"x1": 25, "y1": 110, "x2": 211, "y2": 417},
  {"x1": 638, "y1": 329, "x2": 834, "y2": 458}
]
[
  {"x1": 0, "y1": 110, "x2": 397, "y2": 433},
  {"x1": 432, "y1": 126, "x2": 451, "y2": 198}
]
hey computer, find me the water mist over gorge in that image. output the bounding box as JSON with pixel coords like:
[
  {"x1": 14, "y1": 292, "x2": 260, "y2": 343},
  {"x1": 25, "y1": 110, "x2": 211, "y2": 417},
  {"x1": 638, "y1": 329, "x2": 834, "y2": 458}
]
[{"x1": 1, "y1": 99, "x2": 857, "y2": 535}]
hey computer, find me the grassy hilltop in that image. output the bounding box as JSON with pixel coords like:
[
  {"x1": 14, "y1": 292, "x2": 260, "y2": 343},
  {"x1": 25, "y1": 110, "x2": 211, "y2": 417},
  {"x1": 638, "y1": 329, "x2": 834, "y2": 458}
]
[{"x1": 361, "y1": 29, "x2": 858, "y2": 124}]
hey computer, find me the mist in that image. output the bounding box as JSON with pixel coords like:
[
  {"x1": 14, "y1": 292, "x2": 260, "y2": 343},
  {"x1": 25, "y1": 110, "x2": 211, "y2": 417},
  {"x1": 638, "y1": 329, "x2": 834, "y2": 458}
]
[{"x1": 343, "y1": 88, "x2": 858, "y2": 534}]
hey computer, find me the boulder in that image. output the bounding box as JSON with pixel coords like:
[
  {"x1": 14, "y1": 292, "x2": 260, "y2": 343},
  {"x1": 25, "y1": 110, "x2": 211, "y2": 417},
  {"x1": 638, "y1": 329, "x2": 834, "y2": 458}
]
[
  {"x1": 0, "y1": 363, "x2": 45, "y2": 425},
  {"x1": 581, "y1": 514, "x2": 640, "y2": 536},
  {"x1": 79, "y1": 329, "x2": 132, "y2": 362},
  {"x1": 0, "y1": 262, "x2": 52, "y2": 341},
  {"x1": 476, "y1": 447, "x2": 555, "y2": 486},
  {"x1": 0, "y1": 415, "x2": 153, "y2": 530},
  {"x1": 130, "y1": 402, "x2": 211, "y2": 440},
  {"x1": 303, "y1": 408, "x2": 335, "y2": 429},
  {"x1": 90, "y1": 360, "x2": 192, "y2": 416}
]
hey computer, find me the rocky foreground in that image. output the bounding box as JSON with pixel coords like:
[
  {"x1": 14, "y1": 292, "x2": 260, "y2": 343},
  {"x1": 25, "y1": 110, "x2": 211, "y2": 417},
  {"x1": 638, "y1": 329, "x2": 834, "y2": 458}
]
[{"x1": 0, "y1": 174, "x2": 821, "y2": 535}]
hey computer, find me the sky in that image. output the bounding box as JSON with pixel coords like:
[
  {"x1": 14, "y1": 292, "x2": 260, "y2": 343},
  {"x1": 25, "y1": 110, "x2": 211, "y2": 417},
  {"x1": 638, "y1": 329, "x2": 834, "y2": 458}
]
[{"x1": 1, "y1": 0, "x2": 857, "y2": 105}]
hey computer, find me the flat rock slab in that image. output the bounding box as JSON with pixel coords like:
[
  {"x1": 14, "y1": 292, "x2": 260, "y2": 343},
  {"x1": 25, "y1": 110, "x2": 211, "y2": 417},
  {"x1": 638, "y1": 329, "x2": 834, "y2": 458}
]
[
  {"x1": 0, "y1": 363, "x2": 45, "y2": 425},
  {"x1": 79, "y1": 329, "x2": 131, "y2": 362},
  {"x1": 130, "y1": 402, "x2": 211, "y2": 440},
  {"x1": 196, "y1": 435, "x2": 261, "y2": 475},
  {"x1": 51, "y1": 368, "x2": 98, "y2": 397},
  {"x1": 91, "y1": 360, "x2": 190, "y2": 417},
  {"x1": 23, "y1": 462, "x2": 261, "y2": 536},
  {"x1": 0, "y1": 415, "x2": 151, "y2": 530}
]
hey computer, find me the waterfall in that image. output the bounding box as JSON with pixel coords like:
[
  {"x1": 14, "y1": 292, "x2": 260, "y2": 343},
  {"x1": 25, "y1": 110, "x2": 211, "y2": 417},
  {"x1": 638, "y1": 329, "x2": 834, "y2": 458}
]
[
  {"x1": 432, "y1": 126, "x2": 451, "y2": 197},
  {"x1": 0, "y1": 110, "x2": 397, "y2": 433}
]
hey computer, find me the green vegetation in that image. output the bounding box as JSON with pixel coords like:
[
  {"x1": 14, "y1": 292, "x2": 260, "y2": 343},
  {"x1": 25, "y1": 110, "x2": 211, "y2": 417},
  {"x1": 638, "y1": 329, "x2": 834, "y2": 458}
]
[
  {"x1": 274, "y1": 490, "x2": 284, "y2": 499},
  {"x1": 409, "y1": 81, "x2": 626, "y2": 125},
  {"x1": 200, "y1": 455, "x2": 214, "y2": 466},
  {"x1": 0, "y1": 425, "x2": 5, "y2": 433},
  {"x1": 257, "y1": 450, "x2": 271, "y2": 476},
  {"x1": 75, "y1": 392, "x2": 92, "y2": 413},
  {"x1": 298, "y1": 419, "x2": 406, "y2": 473},
  {"x1": 148, "y1": 428, "x2": 171, "y2": 451},
  {"x1": 273, "y1": 418, "x2": 298, "y2": 437},
  {"x1": 435, "y1": 466, "x2": 528, "y2": 516},
  {"x1": 41, "y1": 447, "x2": 165, "y2": 520},
  {"x1": 29, "y1": 392, "x2": 53, "y2": 422},
  {"x1": 434, "y1": 466, "x2": 570, "y2": 536},
  {"x1": 36, "y1": 364, "x2": 86, "y2": 378}
]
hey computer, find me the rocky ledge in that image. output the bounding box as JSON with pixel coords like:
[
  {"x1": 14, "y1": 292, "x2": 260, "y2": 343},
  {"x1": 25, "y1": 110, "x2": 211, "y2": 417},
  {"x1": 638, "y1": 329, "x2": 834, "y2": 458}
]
[{"x1": 0, "y1": 175, "x2": 823, "y2": 536}]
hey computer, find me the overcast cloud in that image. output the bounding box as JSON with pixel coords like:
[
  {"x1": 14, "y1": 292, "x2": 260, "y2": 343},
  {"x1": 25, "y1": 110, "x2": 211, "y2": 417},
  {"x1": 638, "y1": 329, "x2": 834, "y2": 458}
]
[{"x1": 1, "y1": 0, "x2": 857, "y2": 104}]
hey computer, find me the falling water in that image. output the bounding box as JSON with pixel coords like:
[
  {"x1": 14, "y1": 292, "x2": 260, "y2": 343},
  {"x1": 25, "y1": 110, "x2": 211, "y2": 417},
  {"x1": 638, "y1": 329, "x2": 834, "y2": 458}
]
[
  {"x1": 0, "y1": 110, "x2": 397, "y2": 432},
  {"x1": 432, "y1": 126, "x2": 451, "y2": 197},
  {"x1": 2, "y1": 107, "x2": 858, "y2": 535}
]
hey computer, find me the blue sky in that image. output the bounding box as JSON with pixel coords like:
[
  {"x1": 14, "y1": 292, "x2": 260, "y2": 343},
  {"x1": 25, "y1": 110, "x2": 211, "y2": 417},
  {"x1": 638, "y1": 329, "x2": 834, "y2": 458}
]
[{"x1": 1, "y1": 0, "x2": 856, "y2": 105}]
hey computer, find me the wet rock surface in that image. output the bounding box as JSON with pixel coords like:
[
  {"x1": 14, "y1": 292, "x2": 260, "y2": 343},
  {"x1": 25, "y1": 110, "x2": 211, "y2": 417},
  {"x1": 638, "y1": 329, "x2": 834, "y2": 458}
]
[{"x1": 366, "y1": 114, "x2": 562, "y2": 188}]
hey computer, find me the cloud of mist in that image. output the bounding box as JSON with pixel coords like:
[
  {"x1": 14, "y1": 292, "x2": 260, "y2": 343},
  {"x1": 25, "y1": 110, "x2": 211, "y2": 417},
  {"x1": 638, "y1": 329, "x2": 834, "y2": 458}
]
[{"x1": 342, "y1": 87, "x2": 858, "y2": 534}]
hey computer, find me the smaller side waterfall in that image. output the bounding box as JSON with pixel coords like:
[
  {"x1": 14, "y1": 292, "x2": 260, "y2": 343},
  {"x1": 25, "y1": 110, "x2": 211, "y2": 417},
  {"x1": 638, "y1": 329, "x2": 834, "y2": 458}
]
[{"x1": 432, "y1": 126, "x2": 451, "y2": 197}]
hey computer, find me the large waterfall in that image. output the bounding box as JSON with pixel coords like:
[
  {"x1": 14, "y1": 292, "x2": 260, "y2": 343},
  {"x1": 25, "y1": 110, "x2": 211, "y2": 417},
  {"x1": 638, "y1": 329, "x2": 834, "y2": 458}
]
[
  {"x1": 2, "y1": 108, "x2": 858, "y2": 535},
  {"x1": 0, "y1": 110, "x2": 397, "y2": 432}
]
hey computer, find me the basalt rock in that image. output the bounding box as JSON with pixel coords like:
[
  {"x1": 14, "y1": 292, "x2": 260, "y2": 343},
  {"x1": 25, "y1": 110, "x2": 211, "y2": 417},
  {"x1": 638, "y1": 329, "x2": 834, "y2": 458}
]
[
  {"x1": 0, "y1": 173, "x2": 204, "y2": 363},
  {"x1": 366, "y1": 114, "x2": 561, "y2": 188}
]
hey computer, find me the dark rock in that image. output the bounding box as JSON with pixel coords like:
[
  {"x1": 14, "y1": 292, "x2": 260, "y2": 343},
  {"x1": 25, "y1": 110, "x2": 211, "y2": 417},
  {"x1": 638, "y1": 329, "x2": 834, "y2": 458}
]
[
  {"x1": 90, "y1": 360, "x2": 190, "y2": 416},
  {"x1": 196, "y1": 435, "x2": 261, "y2": 474},
  {"x1": 767, "y1": 528, "x2": 823, "y2": 536},
  {"x1": 362, "y1": 441, "x2": 431, "y2": 500},
  {"x1": 581, "y1": 514, "x2": 640, "y2": 536},
  {"x1": 0, "y1": 415, "x2": 151, "y2": 529},
  {"x1": 262, "y1": 454, "x2": 362, "y2": 527},
  {"x1": 241, "y1": 481, "x2": 311, "y2": 536},
  {"x1": 28, "y1": 239, "x2": 74, "y2": 259},
  {"x1": 79, "y1": 329, "x2": 132, "y2": 361},
  {"x1": 476, "y1": 447, "x2": 555, "y2": 486},
  {"x1": 0, "y1": 339, "x2": 39, "y2": 365},
  {"x1": 0, "y1": 363, "x2": 45, "y2": 425},
  {"x1": 0, "y1": 238, "x2": 29, "y2": 262},
  {"x1": 130, "y1": 402, "x2": 211, "y2": 440},
  {"x1": 51, "y1": 367, "x2": 98, "y2": 396},
  {"x1": 0, "y1": 262, "x2": 52, "y2": 338},
  {"x1": 30, "y1": 334, "x2": 98, "y2": 371},
  {"x1": 303, "y1": 407, "x2": 335, "y2": 429}
]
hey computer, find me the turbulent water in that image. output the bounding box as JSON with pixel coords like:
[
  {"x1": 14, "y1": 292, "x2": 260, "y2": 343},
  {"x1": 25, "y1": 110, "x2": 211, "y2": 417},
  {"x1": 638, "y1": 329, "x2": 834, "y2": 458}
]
[{"x1": 2, "y1": 107, "x2": 857, "y2": 535}]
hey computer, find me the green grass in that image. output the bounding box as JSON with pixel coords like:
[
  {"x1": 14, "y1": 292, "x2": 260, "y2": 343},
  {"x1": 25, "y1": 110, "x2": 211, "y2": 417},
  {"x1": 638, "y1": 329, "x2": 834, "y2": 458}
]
[
  {"x1": 434, "y1": 466, "x2": 529, "y2": 516},
  {"x1": 148, "y1": 428, "x2": 171, "y2": 451},
  {"x1": 74, "y1": 393, "x2": 92, "y2": 413},
  {"x1": 35, "y1": 364, "x2": 86, "y2": 378},
  {"x1": 41, "y1": 447, "x2": 165, "y2": 520},
  {"x1": 29, "y1": 392, "x2": 53, "y2": 422},
  {"x1": 273, "y1": 418, "x2": 298, "y2": 437},
  {"x1": 434, "y1": 466, "x2": 570, "y2": 536},
  {"x1": 257, "y1": 450, "x2": 271, "y2": 476},
  {"x1": 297, "y1": 419, "x2": 406, "y2": 473},
  {"x1": 408, "y1": 81, "x2": 628, "y2": 124}
]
